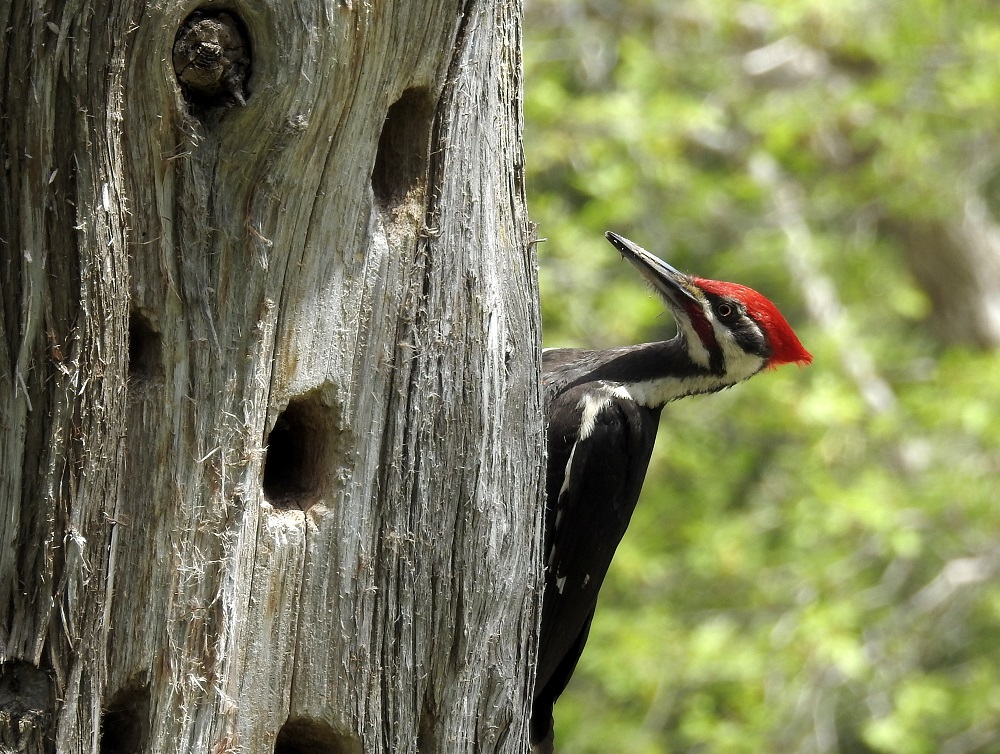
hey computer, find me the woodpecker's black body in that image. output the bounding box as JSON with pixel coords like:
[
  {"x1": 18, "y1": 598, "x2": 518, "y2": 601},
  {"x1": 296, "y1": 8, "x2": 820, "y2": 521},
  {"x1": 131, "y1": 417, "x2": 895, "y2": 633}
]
[
  {"x1": 531, "y1": 233, "x2": 811, "y2": 751},
  {"x1": 532, "y1": 349, "x2": 662, "y2": 746}
]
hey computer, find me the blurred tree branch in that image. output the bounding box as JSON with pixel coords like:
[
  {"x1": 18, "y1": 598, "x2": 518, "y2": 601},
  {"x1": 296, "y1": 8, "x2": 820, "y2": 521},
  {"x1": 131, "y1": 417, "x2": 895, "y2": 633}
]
[{"x1": 885, "y1": 193, "x2": 1000, "y2": 349}]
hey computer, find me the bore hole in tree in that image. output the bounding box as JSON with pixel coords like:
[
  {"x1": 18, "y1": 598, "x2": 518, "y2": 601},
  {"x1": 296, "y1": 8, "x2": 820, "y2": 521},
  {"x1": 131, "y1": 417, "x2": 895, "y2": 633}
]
[
  {"x1": 274, "y1": 717, "x2": 361, "y2": 754},
  {"x1": 263, "y1": 392, "x2": 341, "y2": 509},
  {"x1": 100, "y1": 680, "x2": 150, "y2": 754},
  {"x1": 128, "y1": 310, "x2": 161, "y2": 383},
  {"x1": 371, "y1": 88, "x2": 434, "y2": 208}
]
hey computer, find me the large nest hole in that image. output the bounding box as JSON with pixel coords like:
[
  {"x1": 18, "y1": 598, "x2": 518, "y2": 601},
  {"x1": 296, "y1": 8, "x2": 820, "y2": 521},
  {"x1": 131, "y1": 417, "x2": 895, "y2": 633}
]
[
  {"x1": 263, "y1": 392, "x2": 341, "y2": 509},
  {"x1": 371, "y1": 87, "x2": 434, "y2": 209}
]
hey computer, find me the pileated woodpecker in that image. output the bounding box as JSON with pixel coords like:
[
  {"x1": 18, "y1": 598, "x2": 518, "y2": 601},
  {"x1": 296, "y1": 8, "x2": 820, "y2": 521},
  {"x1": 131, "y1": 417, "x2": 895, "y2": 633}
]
[{"x1": 531, "y1": 232, "x2": 812, "y2": 751}]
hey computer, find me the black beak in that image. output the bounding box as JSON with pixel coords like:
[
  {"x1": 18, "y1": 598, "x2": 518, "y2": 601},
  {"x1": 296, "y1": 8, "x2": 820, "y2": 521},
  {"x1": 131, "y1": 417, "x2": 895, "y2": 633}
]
[{"x1": 605, "y1": 232, "x2": 700, "y2": 307}]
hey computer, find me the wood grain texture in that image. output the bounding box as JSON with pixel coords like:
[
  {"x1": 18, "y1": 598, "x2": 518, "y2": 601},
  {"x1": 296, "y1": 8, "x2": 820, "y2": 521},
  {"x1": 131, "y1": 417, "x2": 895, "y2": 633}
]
[{"x1": 1, "y1": 1, "x2": 544, "y2": 752}]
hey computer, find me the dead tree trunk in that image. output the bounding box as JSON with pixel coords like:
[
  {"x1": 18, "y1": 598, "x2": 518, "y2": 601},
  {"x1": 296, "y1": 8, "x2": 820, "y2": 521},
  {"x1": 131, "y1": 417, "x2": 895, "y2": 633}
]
[{"x1": 0, "y1": 2, "x2": 544, "y2": 753}]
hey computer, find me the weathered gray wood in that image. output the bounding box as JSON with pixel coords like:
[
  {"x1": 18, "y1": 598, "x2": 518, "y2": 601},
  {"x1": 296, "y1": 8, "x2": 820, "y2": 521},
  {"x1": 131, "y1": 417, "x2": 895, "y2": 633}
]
[{"x1": 1, "y1": 1, "x2": 544, "y2": 752}]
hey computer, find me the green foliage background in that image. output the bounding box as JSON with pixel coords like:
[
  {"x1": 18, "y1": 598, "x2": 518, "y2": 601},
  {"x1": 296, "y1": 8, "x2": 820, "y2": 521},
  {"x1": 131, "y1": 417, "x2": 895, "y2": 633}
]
[{"x1": 524, "y1": 1, "x2": 1000, "y2": 752}]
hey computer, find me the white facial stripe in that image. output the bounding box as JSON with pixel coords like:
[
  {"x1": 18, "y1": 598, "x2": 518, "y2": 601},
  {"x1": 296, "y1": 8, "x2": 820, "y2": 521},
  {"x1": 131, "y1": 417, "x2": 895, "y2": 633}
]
[
  {"x1": 678, "y1": 320, "x2": 712, "y2": 368},
  {"x1": 618, "y1": 374, "x2": 725, "y2": 407},
  {"x1": 659, "y1": 290, "x2": 713, "y2": 368},
  {"x1": 710, "y1": 317, "x2": 767, "y2": 384},
  {"x1": 615, "y1": 360, "x2": 766, "y2": 408}
]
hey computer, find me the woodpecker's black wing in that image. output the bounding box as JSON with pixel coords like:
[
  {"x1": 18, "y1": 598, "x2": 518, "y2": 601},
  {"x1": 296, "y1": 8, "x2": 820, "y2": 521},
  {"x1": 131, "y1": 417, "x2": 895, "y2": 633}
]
[{"x1": 532, "y1": 349, "x2": 662, "y2": 747}]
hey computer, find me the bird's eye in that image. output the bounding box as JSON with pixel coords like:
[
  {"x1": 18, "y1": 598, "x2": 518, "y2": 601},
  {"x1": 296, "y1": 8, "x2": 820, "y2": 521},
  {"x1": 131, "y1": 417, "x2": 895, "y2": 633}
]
[{"x1": 716, "y1": 302, "x2": 737, "y2": 320}]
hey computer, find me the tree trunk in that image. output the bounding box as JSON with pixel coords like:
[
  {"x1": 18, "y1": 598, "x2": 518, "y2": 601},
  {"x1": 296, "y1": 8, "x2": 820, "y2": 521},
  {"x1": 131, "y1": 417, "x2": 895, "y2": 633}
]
[
  {"x1": 0, "y1": 2, "x2": 544, "y2": 753},
  {"x1": 886, "y1": 192, "x2": 1000, "y2": 349}
]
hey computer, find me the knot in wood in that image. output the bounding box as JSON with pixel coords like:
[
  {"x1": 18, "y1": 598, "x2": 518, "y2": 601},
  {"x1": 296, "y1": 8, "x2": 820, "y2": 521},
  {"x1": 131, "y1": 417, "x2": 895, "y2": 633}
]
[{"x1": 173, "y1": 11, "x2": 250, "y2": 106}]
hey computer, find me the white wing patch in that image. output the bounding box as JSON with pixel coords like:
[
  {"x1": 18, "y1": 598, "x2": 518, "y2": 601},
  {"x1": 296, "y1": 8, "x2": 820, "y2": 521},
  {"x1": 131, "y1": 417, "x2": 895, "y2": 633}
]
[
  {"x1": 576, "y1": 382, "x2": 635, "y2": 438},
  {"x1": 577, "y1": 391, "x2": 613, "y2": 440},
  {"x1": 557, "y1": 441, "x2": 579, "y2": 503},
  {"x1": 550, "y1": 393, "x2": 615, "y2": 574}
]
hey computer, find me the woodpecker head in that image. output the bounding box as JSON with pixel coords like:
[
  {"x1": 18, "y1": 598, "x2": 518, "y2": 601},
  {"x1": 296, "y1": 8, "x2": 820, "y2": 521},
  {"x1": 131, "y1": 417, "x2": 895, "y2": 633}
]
[{"x1": 606, "y1": 231, "x2": 812, "y2": 383}]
